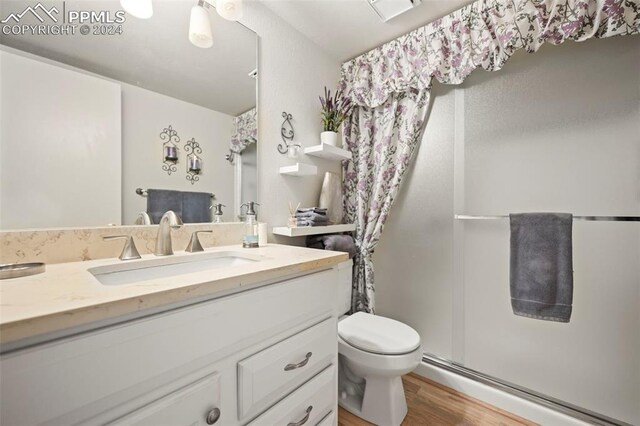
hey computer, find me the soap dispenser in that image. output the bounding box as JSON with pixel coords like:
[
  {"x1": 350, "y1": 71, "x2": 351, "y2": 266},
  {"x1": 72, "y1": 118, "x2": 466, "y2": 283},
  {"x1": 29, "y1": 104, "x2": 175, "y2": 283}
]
[
  {"x1": 212, "y1": 204, "x2": 226, "y2": 223},
  {"x1": 240, "y1": 202, "x2": 260, "y2": 248}
]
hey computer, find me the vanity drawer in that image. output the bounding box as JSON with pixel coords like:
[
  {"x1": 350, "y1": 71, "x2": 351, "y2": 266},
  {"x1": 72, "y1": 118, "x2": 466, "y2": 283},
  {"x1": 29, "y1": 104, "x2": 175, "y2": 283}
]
[
  {"x1": 109, "y1": 372, "x2": 221, "y2": 426},
  {"x1": 246, "y1": 365, "x2": 336, "y2": 426},
  {"x1": 238, "y1": 317, "x2": 337, "y2": 419},
  {"x1": 316, "y1": 410, "x2": 336, "y2": 426}
]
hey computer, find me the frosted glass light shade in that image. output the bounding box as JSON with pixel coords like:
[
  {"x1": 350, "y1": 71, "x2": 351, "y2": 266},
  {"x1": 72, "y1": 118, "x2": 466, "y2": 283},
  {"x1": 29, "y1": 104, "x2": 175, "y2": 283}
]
[
  {"x1": 120, "y1": 0, "x2": 153, "y2": 19},
  {"x1": 189, "y1": 4, "x2": 213, "y2": 48},
  {"x1": 216, "y1": 0, "x2": 243, "y2": 21}
]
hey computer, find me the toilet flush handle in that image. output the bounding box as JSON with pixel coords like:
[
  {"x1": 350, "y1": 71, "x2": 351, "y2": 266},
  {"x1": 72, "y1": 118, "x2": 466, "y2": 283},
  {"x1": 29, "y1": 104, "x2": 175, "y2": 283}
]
[{"x1": 284, "y1": 352, "x2": 312, "y2": 371}]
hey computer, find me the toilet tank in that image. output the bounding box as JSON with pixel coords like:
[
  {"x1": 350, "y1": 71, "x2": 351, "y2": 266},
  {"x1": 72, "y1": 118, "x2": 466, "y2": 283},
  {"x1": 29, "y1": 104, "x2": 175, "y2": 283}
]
[{"x1": 337, "y1": 259, "x2": 353, "y2": 315}]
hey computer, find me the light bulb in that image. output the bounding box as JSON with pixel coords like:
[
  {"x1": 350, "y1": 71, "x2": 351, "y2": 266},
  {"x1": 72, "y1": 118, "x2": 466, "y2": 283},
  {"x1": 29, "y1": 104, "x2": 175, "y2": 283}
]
[
  {"x1": 216, "y1": 0, "x2": 243, "y2": 21},
  {"x1": 120, "y1": 0, "x2": 153, "y2": 19},
  {"x1": 189, "y1": 4, "x2": 213, "y2": 48}
]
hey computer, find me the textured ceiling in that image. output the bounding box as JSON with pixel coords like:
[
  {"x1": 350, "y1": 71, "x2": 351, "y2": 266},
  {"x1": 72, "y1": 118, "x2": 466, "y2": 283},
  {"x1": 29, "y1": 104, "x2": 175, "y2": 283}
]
[
  {"x1": 0, "y1": 0, "x2": 257, "y2": 116},
  {"x1": 259, "y1": 0, "x2": 475, "y2": 61}
]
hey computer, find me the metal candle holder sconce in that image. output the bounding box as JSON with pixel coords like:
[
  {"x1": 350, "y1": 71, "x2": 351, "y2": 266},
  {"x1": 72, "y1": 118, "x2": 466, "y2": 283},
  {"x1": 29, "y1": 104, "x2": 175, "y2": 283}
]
[
  {"x1": 225, "y1": 149, "x2": 238, "y2": 165},
  {"x1": 184, "y1": 137, "x2": 203, "y2": 185},
  {"x1": 160, "y1": 125, "x2": 180, "y2": 175},
  {"x1": 277, "y1": 112, "x2": 300, "y2": 158}
]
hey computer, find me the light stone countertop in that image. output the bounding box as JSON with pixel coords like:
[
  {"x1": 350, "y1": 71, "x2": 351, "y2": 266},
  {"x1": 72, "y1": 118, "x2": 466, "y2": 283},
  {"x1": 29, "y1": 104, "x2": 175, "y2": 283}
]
[{"x1": 0, "y1": 244, "x2": 348, "y2": 346}]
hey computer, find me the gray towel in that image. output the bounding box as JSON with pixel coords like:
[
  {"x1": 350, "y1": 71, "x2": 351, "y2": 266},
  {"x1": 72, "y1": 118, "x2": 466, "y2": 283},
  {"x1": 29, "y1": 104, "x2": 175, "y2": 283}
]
[
  {"x1": 306, "y1": 235, "x2": 357, "y2": 259},
  {"x1": 182, "y1": 191, "x2": 211, "y2": 223},
  {"x1": 295, "y1": 212, "x2": 329, "y2": 221},
  {"x1": 296, "y1": 219, "x2": 333, "y2": 227},
  {"x1": 297, "y1": 207, "x2": 327, "y2": 215},
  {"x1": 147, "y1": 189, "x2": 182, "y2": 224},
  {"x1": 510, "y1": 213, "x2": 573, "y2": 322}
]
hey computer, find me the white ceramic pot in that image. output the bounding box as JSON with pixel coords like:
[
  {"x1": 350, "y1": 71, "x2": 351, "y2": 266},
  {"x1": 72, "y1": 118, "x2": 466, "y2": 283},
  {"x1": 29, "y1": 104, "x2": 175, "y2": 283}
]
[{"x1": 320, "y1": 131, "x2": 339, "y2": 147}]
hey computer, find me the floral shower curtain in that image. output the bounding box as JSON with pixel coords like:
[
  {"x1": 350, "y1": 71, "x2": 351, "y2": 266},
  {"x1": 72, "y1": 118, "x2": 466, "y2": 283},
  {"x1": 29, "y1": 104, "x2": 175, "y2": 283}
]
[
  {"x1": 343, "y1": 89, "x2": 430, "y2": 312},
  {"x1": 230, "y1": 108, "x2": 257, "y2": 155},
  {"x1": 341, "y1": 0, "x2": 639, "y2": 313}
]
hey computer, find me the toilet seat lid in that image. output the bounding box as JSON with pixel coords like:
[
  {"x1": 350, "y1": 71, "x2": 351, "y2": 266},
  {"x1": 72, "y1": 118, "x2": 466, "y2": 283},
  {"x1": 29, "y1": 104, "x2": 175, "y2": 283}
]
[{"x1": 338, "y1": 312, "x2": 421, "y2": 355}]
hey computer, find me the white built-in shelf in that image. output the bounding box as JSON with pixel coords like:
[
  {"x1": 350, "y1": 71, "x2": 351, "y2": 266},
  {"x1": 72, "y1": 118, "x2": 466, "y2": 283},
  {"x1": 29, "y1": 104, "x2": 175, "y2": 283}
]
[
  {"x1": 272, "y1": 223, "x2": 356, "y2": 237},
  {"x1": 303, "y1": 144, "x2": 352, "y2": 161},
  {"x1": 279, "y1": 163, "x2": 318, "y2": 176}
]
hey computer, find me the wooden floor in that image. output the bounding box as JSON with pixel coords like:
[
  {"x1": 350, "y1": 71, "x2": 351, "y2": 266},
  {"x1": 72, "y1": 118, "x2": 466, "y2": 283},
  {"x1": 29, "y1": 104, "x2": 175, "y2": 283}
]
[{"x1": 338, "y1": 373, "x2": 538, "y2": 426}]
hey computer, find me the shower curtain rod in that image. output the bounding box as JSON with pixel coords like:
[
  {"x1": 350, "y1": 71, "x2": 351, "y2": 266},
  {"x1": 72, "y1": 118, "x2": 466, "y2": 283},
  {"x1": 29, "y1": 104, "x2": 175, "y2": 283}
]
[{"x1": 455, "y1": 215, "x2": 640, "y2": 222}]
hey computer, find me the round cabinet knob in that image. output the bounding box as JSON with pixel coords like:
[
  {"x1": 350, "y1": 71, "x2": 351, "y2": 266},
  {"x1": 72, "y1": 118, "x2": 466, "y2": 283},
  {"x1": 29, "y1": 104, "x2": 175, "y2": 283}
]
[{"x1": 206, "y1": 407, "x2": 221, "y2": 425}]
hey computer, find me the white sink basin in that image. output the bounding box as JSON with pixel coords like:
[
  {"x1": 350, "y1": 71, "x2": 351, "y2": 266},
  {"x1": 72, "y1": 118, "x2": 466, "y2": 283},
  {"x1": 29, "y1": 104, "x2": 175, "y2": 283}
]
[{"x1": 89, "y1": 251, "x2": 262, "y2": 286}]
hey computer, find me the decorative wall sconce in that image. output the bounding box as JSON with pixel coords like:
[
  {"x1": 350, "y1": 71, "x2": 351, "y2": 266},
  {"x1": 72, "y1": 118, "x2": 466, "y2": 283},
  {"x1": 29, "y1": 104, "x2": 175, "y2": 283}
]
[
  {"x1": 160, "y1": 125, "x2": 180, "y2": 175},
  {"x1": 277, "y1": 112, "x2": 300, "y2": 158},
  {"x1": 185, "y1": 137, "x2": 203, "y2": 185},
  {"x1": 225, "y1": 149, "x2": 238, "y2": 165}
]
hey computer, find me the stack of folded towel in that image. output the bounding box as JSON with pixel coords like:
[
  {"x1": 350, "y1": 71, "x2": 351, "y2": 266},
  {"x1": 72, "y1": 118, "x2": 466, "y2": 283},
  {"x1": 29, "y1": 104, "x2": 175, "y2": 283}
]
[
  {"x1": 306, "y1": 234, "x2": 357, "y2": 259},
  {"x1": 295, "y1": 207, "x2": 331, "y2": 227}
]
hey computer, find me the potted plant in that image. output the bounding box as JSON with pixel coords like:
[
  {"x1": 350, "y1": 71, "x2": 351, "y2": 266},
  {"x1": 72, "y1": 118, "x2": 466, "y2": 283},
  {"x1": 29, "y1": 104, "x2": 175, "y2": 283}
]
[{"x1": 319, "y1": 86, "x2": 352, "y2": 147}]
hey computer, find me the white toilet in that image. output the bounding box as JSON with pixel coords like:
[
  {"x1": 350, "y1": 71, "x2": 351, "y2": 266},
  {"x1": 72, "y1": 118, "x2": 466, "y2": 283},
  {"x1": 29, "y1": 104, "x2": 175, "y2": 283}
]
[{"x1": 337, "y1": 260, "x2": 422, "y2": 426}]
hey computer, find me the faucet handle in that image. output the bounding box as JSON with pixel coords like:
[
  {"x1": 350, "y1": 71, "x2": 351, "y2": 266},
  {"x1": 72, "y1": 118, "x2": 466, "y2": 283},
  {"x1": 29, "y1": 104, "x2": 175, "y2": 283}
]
[
  {"x1": 186, "y1": 230, "x2": 213, "y2": 253},
  {"x1": 103, "y1": 235, "x2": 142, "y2": 261}
]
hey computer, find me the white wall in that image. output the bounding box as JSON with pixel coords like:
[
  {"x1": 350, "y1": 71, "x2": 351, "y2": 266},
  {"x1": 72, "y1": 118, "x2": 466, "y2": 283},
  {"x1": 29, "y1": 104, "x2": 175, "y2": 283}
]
[
  {"x1": 374, "y1": 35, "x2": 639, "y2": 424},
  {"x1": 0, "y1": 50, "x2": 121, "y2": 229},
  {"x1": 240, "y1": 2, "x2": 342, "y2": 243},
  {"x1": 121, "y1": 84, "x2": 235, "y2": 224}
]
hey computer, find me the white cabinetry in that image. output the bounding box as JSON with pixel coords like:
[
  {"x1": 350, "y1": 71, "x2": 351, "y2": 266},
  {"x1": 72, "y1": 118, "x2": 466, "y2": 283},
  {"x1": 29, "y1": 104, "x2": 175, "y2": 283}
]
[
  {"x1": 0, "y1": 268, "x2": 340, "y2": 426},
  {"x1": 109, "y1": 372, "x2": 221, "y2": 426}
]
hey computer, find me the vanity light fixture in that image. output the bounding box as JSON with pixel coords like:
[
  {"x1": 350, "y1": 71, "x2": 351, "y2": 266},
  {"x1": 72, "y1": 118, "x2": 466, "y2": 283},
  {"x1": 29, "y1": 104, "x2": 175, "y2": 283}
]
[
  {"x1": 216, "y1": 0, "x2": 243, "y2": 21},
  {"x1": 122, "y1": 0, "x2": 243, "y2": 47},
  {"x1": 189, "y1": 0, "x2": 214, "y2": 48},
  {"x1": 120, "y1": 0, "x2": 153, "y2": 19}
]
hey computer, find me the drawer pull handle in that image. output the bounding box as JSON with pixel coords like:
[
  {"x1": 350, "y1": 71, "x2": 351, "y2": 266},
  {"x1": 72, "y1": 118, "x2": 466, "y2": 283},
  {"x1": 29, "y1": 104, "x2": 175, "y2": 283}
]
[
  {"x1": 206, "y1": 407, "x2": 221, "y2": 425},
  {"x1": 287, "y1": 405, "x2": 312, "y2": 426},
  {"x1": 284, "y1": 352, "x2": 312, "y2": 371}
]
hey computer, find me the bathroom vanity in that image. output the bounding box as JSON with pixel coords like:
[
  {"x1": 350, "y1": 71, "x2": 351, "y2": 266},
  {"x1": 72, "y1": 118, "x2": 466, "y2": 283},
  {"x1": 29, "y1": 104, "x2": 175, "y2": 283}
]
[{"x1": 0, "y1": 245, "x2": 348, "y2": 426}]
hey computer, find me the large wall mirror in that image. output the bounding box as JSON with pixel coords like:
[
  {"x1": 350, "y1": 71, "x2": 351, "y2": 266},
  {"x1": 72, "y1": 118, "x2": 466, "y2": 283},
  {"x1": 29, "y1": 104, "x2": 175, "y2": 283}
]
[{"x1": 0, "y1": 0, "x2": 257, "y2": 230}]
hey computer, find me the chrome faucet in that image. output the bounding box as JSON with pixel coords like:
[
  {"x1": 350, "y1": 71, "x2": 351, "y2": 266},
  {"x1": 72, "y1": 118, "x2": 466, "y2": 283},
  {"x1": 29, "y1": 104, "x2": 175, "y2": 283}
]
[
  {"x1": 103, "y1": 235, "x2": 141, "y2": 261},
  {"x1": 154, "y1": 211, "x2": 183, "y2": 256},
  {"x1": 134, "y1": 211, "x2": 152, "y2": 225}
]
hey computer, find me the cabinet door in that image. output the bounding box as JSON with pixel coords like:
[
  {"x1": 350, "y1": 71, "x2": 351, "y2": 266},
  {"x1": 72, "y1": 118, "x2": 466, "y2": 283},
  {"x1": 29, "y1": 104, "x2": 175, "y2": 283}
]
[{"x1": 108, "y1": 372, "x2": 221, "y2": 426}]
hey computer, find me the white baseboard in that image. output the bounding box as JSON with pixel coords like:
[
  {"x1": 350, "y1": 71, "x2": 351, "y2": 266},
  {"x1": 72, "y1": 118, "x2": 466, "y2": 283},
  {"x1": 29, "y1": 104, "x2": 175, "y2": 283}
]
[{"x1": 414, "y1": 361, "x2": 589, "y2": 426}]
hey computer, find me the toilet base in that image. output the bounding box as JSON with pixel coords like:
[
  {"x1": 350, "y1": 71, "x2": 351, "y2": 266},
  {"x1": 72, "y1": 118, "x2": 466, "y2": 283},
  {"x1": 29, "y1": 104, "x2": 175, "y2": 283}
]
[
  {"x1": 363, "y1": 375, "x2": 408, "y2": 426},
  {"x1": 339, "y1": 374, "x2": 408, "y2": 426}
]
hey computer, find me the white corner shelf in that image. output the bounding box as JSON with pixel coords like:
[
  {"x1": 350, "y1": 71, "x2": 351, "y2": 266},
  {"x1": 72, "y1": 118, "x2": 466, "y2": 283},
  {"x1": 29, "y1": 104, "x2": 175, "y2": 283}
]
[
  {"x1": 272, "y1": 223, "x2": 356, "y2": 237},
  {"x1": 303, "y1": 144, "x2": 352, "y2": 161},
  {"x1": 279, "y1": 163, "x2": 318, "y2": 176}
]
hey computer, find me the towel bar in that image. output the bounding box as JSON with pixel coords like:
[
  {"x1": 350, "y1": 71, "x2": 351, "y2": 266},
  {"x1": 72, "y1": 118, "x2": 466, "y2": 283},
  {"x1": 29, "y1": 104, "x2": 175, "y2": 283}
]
[
  {"x1": 135, "y1": 188, "x2": 215, "y2": 198},
  {"x1": 455, "y1": 215, "x2": 639, "y2": 222}
]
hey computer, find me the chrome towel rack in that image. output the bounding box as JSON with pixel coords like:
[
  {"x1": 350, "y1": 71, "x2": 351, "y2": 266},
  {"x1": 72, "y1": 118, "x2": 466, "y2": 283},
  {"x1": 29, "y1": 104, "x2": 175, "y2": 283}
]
[
  {"x1": 135, "y1": 188, "x2": 215, "y2": 198},
  {"x1": 455, "y1": 214, "x2": 640, "y2": 222}
]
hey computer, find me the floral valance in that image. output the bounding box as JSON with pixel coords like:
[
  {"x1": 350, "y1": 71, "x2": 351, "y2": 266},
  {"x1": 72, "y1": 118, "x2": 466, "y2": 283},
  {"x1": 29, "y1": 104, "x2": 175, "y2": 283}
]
[
  {"x1": 230, "y1": 107, "x2": 257, "y2": 153},
  {"x1": 341, "y1": 0, "x2": 640, "y2": 108}
]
